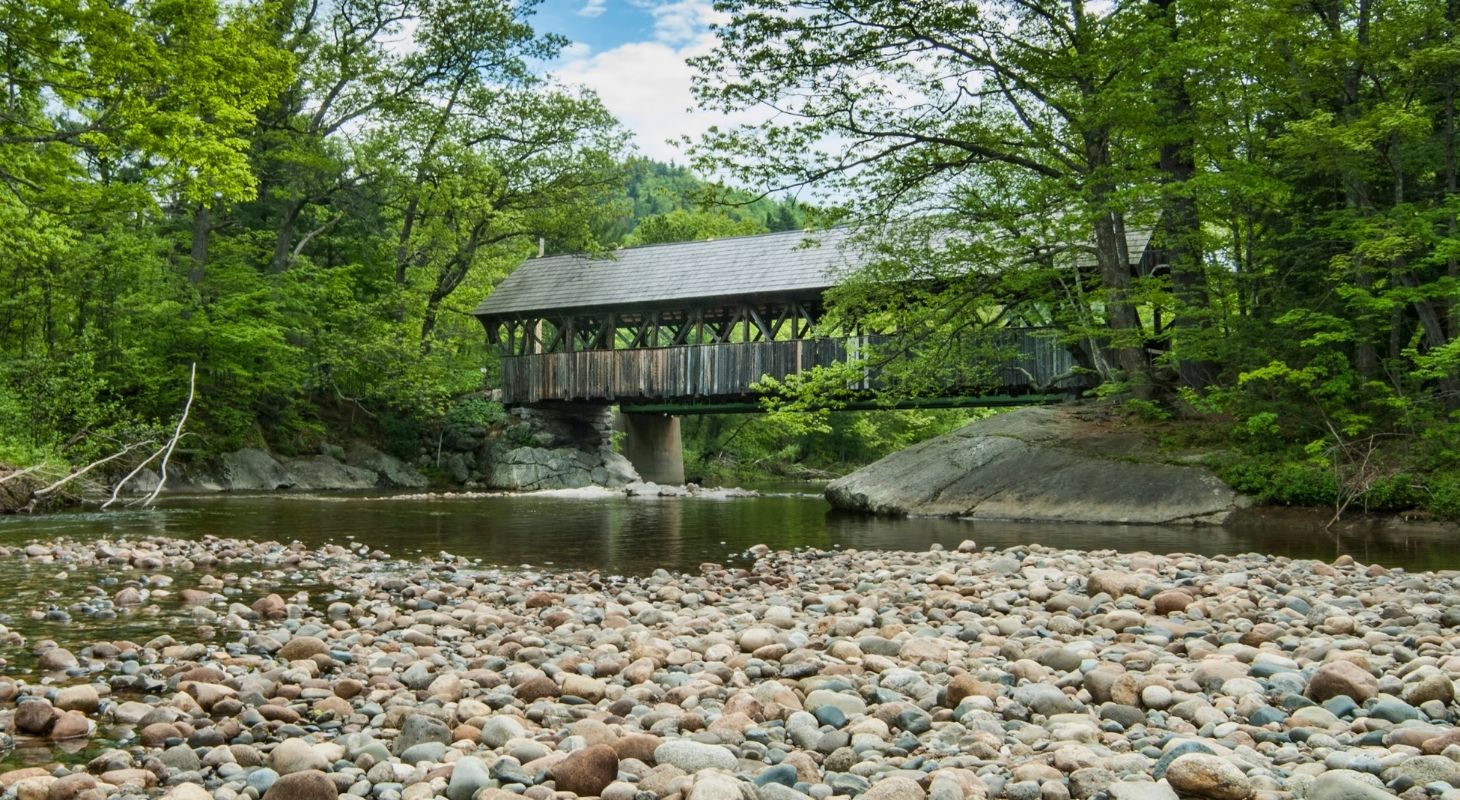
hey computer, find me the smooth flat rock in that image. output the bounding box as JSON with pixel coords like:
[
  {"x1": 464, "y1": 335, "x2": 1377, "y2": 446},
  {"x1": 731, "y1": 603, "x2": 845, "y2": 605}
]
[
  {"x1": 825, "y1": 407, "x2": 1242, "y2": 524},
  {"x1": 282, "y1": 456, "x2": 379, "y2": 490}
]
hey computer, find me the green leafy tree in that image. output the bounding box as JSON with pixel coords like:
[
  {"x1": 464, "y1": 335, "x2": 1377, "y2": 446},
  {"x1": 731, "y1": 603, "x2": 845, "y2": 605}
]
[{"x1": 690, "y1": 0, "x2": 1460, "y2": 516}]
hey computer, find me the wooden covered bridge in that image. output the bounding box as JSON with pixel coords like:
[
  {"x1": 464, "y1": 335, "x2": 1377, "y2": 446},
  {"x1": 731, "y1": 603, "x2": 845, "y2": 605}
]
[{"x1": 472, "y1": 228, "x2": 1108, "y2": 482}]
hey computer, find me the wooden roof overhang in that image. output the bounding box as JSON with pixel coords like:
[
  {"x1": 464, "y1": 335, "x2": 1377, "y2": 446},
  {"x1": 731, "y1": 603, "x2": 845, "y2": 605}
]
[
  {"x1": 474, "y1": 228, "x2": 858, "y2": 353},
  {"x1": 473, "y1": 226, "x2": 1160, "y2": 355}
]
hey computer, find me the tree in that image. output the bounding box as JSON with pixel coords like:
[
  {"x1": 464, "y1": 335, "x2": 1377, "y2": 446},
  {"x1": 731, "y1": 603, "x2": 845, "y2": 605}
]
[
  {"x1": 0, "y1": 0, "x2": 630, "y2": 460},
  {"x1": 689, "y1": 0, "x2": 1174, "y2": 395},
  {"x1": 624, "y1": 209, "x2": 765, "y2": 246},
  {"x1": 0, "y1": 0, "x2": 292, "y2": 456},
  {"x1": 690, "y1": 0, "x2": 1460, "y2": 517}
]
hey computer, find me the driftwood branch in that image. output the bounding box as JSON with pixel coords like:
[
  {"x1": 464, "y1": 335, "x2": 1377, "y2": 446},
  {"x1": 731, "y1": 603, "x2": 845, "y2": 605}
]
[
  {"x1": 0, "y1": 464, "x2": 47, "y2": 485},
  {"x1": 1322, "y1": 419, "x2": 1393, "y2": 533},
  {"x1": 139, "y1": 363, "x2": 196, "y2": 507},
  {"x1": 102, "y1": 363, "x2": 198, "y2": 510},
  {"x1": 34, "y1": 440, "x2": 154, "y2": 498},
  {"x1": 100, "y1": 448, "x2": 163, "y2": 510}
]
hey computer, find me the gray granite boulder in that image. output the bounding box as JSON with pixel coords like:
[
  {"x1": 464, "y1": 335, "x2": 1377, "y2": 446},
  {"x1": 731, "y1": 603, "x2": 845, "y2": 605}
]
[
  {"x1": 826, "y1": 406, "x2": 1244, "y2": 525},
  {"x1": 219, "y1": 448, "x2": 295, "y2": 491},
  {"x1": 281, "y1": 456, "x2": 379, "y2": 490},
  {"x1": 344, "y1": 443, "x2": 428, "y2": 488}
]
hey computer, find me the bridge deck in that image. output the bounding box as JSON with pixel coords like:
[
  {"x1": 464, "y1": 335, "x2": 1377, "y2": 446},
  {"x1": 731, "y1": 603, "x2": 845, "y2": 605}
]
[{"x1": 499, "y1": 331, "x2": 1089, "y2": 407}]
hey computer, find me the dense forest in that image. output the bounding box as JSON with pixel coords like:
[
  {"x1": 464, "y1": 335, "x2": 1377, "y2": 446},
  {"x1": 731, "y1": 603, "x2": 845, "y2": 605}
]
[
  {"x1": 0, "y1": 0, "x2": 807, "y2": 473},
  {"x1": 688, "y1": 0, "x2": 1460, "y2": 518},
  {"x1": 2, "y1": 0, "x2": 1458, "y2": 518}
]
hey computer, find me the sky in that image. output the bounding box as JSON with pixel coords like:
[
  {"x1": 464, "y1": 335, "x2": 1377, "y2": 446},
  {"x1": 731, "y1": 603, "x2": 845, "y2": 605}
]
[{"x1": 530, "y1": 0, "x2": 735, "y2": 164}]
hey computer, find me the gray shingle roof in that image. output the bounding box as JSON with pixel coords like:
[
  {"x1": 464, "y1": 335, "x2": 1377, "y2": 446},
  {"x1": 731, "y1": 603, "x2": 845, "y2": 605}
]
[
  {"x1": 473, "y1": 228, "x2": 859, "y2": 319},
  {"x1": 473, "y1": 225, "x2": 1155, "y2": 319}
]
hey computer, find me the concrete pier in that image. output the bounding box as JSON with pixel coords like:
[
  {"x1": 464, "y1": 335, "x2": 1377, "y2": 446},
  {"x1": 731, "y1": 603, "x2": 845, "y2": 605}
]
[{"x1": 618, "y1": 412, "x2": 685, "y2": 485}]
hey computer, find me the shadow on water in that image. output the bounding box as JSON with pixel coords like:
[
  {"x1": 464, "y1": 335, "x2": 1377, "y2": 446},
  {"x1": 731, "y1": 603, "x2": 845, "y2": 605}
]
[{"x1": 2, "y1": 489, "x2": 1457, "y2": 574}]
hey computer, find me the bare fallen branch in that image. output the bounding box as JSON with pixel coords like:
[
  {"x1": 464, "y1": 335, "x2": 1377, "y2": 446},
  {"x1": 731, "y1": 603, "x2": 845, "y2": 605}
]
[
  {"x1": 138, "y1": 363, "x2": 196, "y2": 507},
  {"x1": 100, "y1": 448, "x2": 164, "y2": 510},
  {"x1": 103, "y1": 363, "x2": 198, "y2": 510},
  {"x1": 34, "y1": 440, "x2": 154, "y2": 498},
  {"x1": 0, "y1": 464, "x2": 48, "y2": 485}
]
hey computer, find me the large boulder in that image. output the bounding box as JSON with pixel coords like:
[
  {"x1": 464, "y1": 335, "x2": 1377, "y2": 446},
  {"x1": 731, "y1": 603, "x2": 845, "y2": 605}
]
[
  {"x1": 219, "y1": 448, "x2": 295, "y2": 491},
  {"x1": 595, "y1": 451, "x2": 640, "y2": 487},
  {"x1": 282, "y1": 456, "x2": 379, "y2": 490},
  {"x1": 167, "y1": 463, "x2": 226, "y2": 492},
  {"x1": 344, "y1": 443, "x2": 428, "y2": 488},
  {"x1": 487, "y1": 447, "x2": 599, "y2": 491},
  {"x1": 825, "y1": 407, "x2": 1243, "y2": 525}
]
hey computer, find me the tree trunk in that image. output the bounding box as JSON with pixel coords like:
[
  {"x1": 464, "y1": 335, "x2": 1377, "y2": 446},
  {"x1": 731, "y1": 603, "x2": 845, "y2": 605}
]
[
  {"x1": 1151, "y1": 0, "x2": 1216, "y2": 389},
  {"x1": 269, "y1": 200, "x2": 305, "y2": 274},
  {"x1": 1445, "y1": 0, "x2": 1459, "y2": 340},
  {"x1": 1084, "y1": 131, "x2": 1153, "y2": 399},
  {"x1": 190, "y1": 205, "x2": 210, "y2": 286},
  {"x1": 420, "y1": 291, "x2": 445, "y2": 354},
  {"x1": 395, "y1": 195, "x2": 420, "y2": 288}
]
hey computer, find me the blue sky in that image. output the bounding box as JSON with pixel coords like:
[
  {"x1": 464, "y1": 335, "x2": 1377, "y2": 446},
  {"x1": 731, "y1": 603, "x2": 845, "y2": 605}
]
[
  {"x1": 533, "y1": 0, "x2": 662, "y2": 56},
  {"x1": 528, "y1": 0, "x2": 748, "y2": 164}
]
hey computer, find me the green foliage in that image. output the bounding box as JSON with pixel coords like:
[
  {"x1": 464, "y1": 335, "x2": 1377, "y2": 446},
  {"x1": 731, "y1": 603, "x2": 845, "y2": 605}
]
[
  {"x1": 624, "y1": 209, "x2": 765, "y2": 246},
  {"x1": 0, "y1": 0, "x2": 628, "y2": 465},
  {"x1": 683, "y1": 409, "x2": 983, "y2": 482},
  {"x1": 1121, "y1": 400, "x2": 1170, "y2": 424},
  {"x1": 444, "y1": 397, "x2": 509, "y2": 432},
  {"x1": 604, "y1": 159, "x2": 809, "y2": 246},
  {"x1": 1216, "y1": 456, "x2": 1339, "y2": 509},
  {"x1": 1429, "y1": 474, "x2": 1460, "y2": 520},
  {"x1": 684, "y1": 0, "x2": 1460, "y2": 519},
  {"x1": 378, "y1": 414, "x2": 424, "y2": 462}
]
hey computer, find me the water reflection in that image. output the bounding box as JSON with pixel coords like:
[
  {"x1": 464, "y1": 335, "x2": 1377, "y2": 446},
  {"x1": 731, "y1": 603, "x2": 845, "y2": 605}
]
[{"x1": 0, "y1": 490, "x2": 1456, "y2": 574}]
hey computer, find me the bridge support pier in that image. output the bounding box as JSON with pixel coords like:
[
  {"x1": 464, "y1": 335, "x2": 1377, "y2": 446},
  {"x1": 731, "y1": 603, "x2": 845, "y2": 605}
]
[{"x1": 617, "y1": 412, "x2": 685, "y2": 485}]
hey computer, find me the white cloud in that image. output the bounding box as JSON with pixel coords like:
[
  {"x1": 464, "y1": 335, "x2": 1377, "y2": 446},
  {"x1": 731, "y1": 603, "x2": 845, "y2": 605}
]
[
  {"x1": 561, "y1": 41, "x2": 594, "y2": 60},
  {"x1": 555, "y1": 1, "x2": 756, "y2": 164},
  {"x1": 576, "y1": 0, "x2": 607, "y2": 18},
  {"x1": 643, "y1": 0, "x2": 725, "y2": 46}
]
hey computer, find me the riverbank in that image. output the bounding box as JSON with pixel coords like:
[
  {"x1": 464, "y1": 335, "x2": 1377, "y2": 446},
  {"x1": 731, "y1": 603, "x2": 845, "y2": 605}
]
[
  {"x1": 825, "y1": 405, "x2": 1460, "y2": 527},
  {"x1": 2, "y1": 537, "x2": 1458, "y2": 800}
]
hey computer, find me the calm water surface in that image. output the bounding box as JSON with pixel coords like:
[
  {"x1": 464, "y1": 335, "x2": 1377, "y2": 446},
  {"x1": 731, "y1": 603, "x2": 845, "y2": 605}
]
[{"x1": 2, "y1": 486, "x2": 1455, "y2": 574}]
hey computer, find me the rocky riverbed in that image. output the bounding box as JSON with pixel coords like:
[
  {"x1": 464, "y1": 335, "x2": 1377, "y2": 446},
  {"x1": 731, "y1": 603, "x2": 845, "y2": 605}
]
[{"x1": 1, "y1": 538, "x2": 1458, "y2": 800}]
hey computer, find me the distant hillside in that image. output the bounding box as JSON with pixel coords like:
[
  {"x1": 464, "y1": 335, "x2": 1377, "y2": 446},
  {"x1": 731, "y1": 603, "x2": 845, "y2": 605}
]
[{"x1": 601, "y1": 158, "x2": 811, "y2": 246}]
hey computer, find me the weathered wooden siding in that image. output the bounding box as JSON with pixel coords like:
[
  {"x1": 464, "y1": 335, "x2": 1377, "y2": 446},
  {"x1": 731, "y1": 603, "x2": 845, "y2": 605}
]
[{"x1": 500, "y1": 330, "x2": 1088, "y2": 406}]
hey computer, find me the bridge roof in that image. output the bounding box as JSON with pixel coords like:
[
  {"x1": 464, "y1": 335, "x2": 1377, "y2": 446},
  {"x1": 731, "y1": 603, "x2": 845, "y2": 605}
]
[
  {"x1": 474, "y1": 228, "x2": 858, "y2": 319},
  {"x1": 474, "y1": 225, "x2": 1155, "y2": 320}
]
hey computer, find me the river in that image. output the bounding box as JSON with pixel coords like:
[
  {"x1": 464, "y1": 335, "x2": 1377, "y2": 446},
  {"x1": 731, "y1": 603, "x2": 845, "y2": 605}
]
[
  {"x1": 0, "y1": 487, "x2": 1455, "y2": 769},
  {"x1": 1, "y1": 486, "x2": 1454, "y2": 575}
]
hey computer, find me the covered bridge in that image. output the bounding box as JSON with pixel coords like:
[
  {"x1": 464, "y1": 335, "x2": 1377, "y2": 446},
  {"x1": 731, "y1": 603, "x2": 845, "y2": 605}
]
[
  {"x1": 473, "y1": 227, "x2": 1101, "y2": 409},
  {"x1": 472, "y1": 227, "x2": 1119, "y2": 483}
]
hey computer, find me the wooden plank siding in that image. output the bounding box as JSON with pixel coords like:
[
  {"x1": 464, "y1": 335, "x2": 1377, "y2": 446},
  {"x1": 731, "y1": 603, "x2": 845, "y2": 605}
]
[{"x1": 500, "y1": 330, "x2": 1089, "y2": 406}]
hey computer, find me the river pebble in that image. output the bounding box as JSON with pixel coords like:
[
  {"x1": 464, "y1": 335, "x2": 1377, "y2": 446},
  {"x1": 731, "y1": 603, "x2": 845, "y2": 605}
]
[{"x1": 1, "y1": 537, "x2": 1459, "y2": 800}]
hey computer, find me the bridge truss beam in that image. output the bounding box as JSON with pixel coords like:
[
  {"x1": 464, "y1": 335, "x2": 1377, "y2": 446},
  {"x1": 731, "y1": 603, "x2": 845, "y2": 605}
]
[{"x1": 485, "y1": 297, "x2": 827, "y2": 357}]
